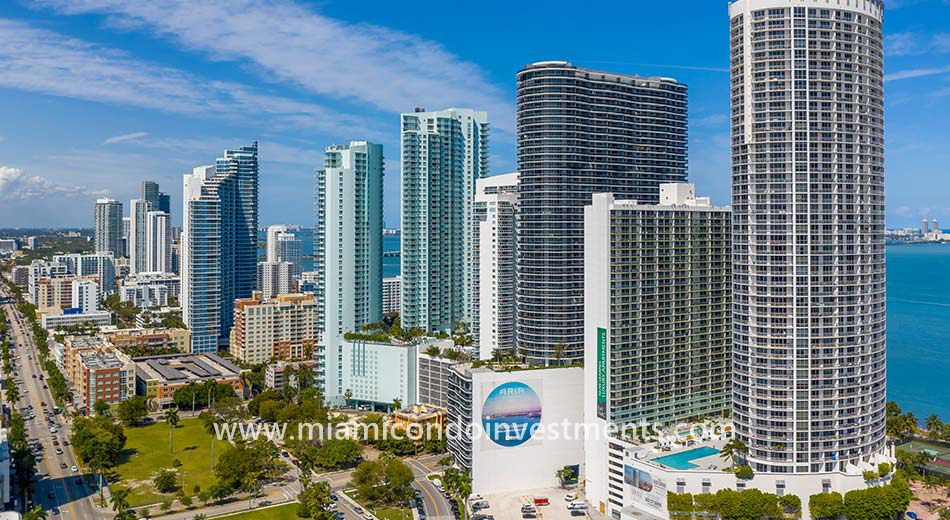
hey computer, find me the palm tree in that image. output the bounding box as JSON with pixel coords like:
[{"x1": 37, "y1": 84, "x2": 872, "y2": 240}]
[
  {"x1": 927, "y1": 414, "x2": 944, "y2": 440},
  {"x1": 23, "y1": 506, "x2": 47, "y2": 520},
  {"x1": 165, "y1": 407, "x2": 180, "y2": 454},
  {"x1": 719, "y1": 438, "x2": 749, "y2": 467},
  {"x1": 553, "y1": 344, "x2": 566, "y2": 366},
  {"x1": 344, "y1": 389, "x2": 353, "y2": 408},
  {"x1": 111, "y1": 488, "x2": 131, "y2": 512},
  {"x1": 392, "y1": 398, "x2": 402, "y2": 412}
]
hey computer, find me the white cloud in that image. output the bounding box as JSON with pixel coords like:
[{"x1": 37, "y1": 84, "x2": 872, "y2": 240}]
[
  {"x1": 885, "y1": 33, "x2": 923, "y2": 56},
  {"x1": 103, "y1": 131, "x2": 148, "y2": 144},
  {"x1": 31, "y1": 0, "x2": 515, "y2": 132},
  {"x1": 884, "y1": 65, "x2": 950, "y2": 81},
  {"x1": 0, "y1": 166, "x2": 108, "y2": 200},
  {"x1": 0, "y1": 19, "x2": 380, "y2": 137}
]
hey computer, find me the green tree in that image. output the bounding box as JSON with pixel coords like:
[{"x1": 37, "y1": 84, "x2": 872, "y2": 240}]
[
  {"x1": 165, "y1": 407, "x2": 180, "y2": 454},
  {"x1": 297, "y1": 478, "x2": 335, "y2": 520},
  {"x1": 352, "y1": 455, "x2": 415, "y2": 505},
  {"x1": 111, "y1": 487, "x2": 131, "y2": 513},
  {"x1": 719, "y1": 438, "x2": 748, "y2": 467},
  {"x1": 117, "y1": 395, "x2": 149, "y2": 426},
  {"x1": 71, "y1": 415, "x2": 126, "y2": 501},
  {"x1": 778, "y1": 494, "x2": 801, "y2": 514},
  {"x1": 809, "y1": 492, "x2": 844, "y2": 520},
  {"x1": 215, "y1": 439, "x2": 284, "y2": 492},
  {"x1": 23, "y1": 506, "x2": 47, "y2": 520},
  {"x1": 927, "y1": 413, "x2": 944, "y2": 439},
  {"x1": 94, "y1": 399, "x2": 111, "y2": 416},
  {"x1": 154, "y1": 468, "x2": 178, "y2": 493}
]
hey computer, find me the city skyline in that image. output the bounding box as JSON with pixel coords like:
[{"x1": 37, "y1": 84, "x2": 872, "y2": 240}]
[{"x1": 0, "y1": 1, "x2": 947, "y2": 229}]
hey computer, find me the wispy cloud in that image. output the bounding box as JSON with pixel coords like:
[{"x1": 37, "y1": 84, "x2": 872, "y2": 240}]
[
  {"x1": 884, "y1": 31, "x2": 950, "y2": 56},
  {"x1": 691, "y1": 114, "x2": 729, "y2": 127},
  {"x1": 0, "y1": 166, "x2": 108, "y2": 200},
  {"x1": 885, "y1": 65, "x2": 950, "y2": 82},
  {"x1": 30, "y1": 0, "x2": 515, "y2": 132},
  {"x1": 0, "y1": 19, "x2": 380, "y2": 137},
  {"x1": 103, "y1": 131, "x2": 148, "y2": 144}
]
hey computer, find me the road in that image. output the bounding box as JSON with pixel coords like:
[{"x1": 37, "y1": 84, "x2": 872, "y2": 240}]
[
  {"x1": 1, "y1": 283, "x2": 456, "y2": 520},
  {"x1": 1, "y1": 285, "x2": 104, "y2": 519},
  {"x1": 314, "y1": 453, "x2": 455, "y2": 520}
]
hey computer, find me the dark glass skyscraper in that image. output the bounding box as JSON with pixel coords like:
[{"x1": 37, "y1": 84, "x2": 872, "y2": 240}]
[
  {"x1": 515, "y1": 61, "x2": 688, "y2": 363},
  {"x1": 182, "y1": 142, "x2": 259, "y2": 353}
]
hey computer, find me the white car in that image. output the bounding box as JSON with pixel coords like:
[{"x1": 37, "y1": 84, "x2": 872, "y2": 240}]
[
  {"x1": 469, "y1": 495, "x2": 484, "y2": 502},
  {"x1": 49, "y1": 428, "x2": 57, "y2": 434},
  {"x1": 70, "y1": 466, "x2": 78, "y2": 472},
  {"x1": 563, "y1": 493, "x2": 577, "y2": 502}
]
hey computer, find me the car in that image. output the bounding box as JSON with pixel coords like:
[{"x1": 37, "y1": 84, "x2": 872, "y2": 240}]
[
  {"x1": 52, "y1": 440, "x2": 59, "y2": 446},
  {"x1": 414, "y1": 489, "x2": 422, "y2": 497},
  {"x1": 363, "y1": 513, "x2": 374, "y2": 520},
  {"x1": 570, "y1": 511, "x2": 585, "y2": 517},
  {"x1": 54, "y1": 448, "x2": 63, "y2": 455},
  {"x1": 331, "y1": 494, "x2": 338, "y2": 501},
  {"x1": 354, "y1": 507, "x2": 364, "y2": 515},
  {"x1": 42, "y1": 385, "x2": 47, "y2": 389},
  {"x1": 567, "y1": 502, "x2": 587, "y2": 511},
  {"x1": 60, "y1": 462, "x2": 67, "y2": 469},
  {"x1": 50, "y1": 428, "x2": 57, "y2": 434},
  {"x1": 281, "y1": 451, "x2": 289, "y2": 457},
  {"x1": 31, "y1": 374, "x2": 35, "y2": 378},
  {"x1": 564, "y1": 493, "x2": 578, "y2": 502},
  {"x1": 469, "y1": 495, "x2": 484, "y2": 502},
  {"x1": 40, "y1": 402, "x2": 46, "y2": 407},
  {"x1": 71, "y1": 466, "x2": 78, "y2": 472},
  {"x1": 51, "y1": 507, "x2": 60, "y2": 515},
  {"x1": 63, "y1": 440, "x2": 68, "y2": 446}
]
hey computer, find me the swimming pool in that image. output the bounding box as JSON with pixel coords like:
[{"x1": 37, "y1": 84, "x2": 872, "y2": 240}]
[{"x1": 651, "y1": 446, "x2": 721, "y2": 470}]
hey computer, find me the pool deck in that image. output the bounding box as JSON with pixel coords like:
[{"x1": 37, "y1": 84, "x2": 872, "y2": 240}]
[{"x1": 645, "y1": 438, "x2": 730, "y2": 472}]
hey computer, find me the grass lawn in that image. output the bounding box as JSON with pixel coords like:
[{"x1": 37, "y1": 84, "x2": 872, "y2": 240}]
[
  {"x1": 374, "y1": 507, "x2": 412, "y2": 520},
  {"x1": 211, "y1": 502, "x2": 300, "y2": 519},
  {"x1": 110, "y1": 417, "x2": 231, "y2": 507}
]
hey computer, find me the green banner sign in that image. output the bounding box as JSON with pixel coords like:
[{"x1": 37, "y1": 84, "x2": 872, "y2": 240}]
[{"x1": 597, "y1": 327, "x2": 607, "y2": 420}]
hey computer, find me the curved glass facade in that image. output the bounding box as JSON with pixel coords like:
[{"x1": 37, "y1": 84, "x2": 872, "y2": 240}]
[
  {"x1": 729, "y1": 0, "x2": 887, "y2": 473},
  {"x1": 515, "y1": 62, "x2": 688, "y2": 363}
]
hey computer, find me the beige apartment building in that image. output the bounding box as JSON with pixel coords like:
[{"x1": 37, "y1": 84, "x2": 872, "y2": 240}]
[{"x1": 230, "y1": 292, "x2": 319, "y2": 364}]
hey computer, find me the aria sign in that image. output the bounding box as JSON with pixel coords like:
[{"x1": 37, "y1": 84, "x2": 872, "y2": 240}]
[{"x1": 481, "y1": 382, "x2": 542, "y2": 447}]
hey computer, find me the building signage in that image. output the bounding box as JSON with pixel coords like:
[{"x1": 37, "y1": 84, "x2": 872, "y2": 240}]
[
  {"x1": 597, "y1": 327, "x2": 607, "y2": 420},
  {"x1": 481, "y1": 382, "x2": 542, "y2": 447},
  {"x1": 624, "y1": 463, "x2": 667, "y2": 513}
]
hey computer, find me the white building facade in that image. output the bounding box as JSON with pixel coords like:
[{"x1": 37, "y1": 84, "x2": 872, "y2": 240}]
[
  {"x1": 315, "y1": 141, "x2": 384, "y2": 402},
  {"x1": 473, "y1": 172, "x2": 518, "y2": 360},
  {"x1": 400, "y1": 108, "x2": 489, "y2": 333}
]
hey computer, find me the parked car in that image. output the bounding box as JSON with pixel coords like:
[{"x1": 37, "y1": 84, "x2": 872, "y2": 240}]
[
  {"x1": 533, "y1": 497, "x2": 549, "y2": 506},
  {"x1": 567, "y1": 502, "x2": 588, "y2": 511},
  {"x1": 563, "y1": 493, "x2": 578, "y2": 502}
]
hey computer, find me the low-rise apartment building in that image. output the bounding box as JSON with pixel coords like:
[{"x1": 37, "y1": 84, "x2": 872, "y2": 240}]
[
  {"x1": 264, "y1": 360, "x2": 319, "y2": 391},
  {"x1": 134, "y1": 353, "x2": 245, "y2": 406},
  {"x1": 101, "y1": 327, "x2": 190, "y2": 355},
  {"x1": 76, "y1": 349, "x2": 136, "y2": 414}
]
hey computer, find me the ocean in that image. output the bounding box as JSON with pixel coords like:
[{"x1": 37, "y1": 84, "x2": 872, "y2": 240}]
[
  {"x1": 886, "y1": 243, "x2": 950, "y2": 421},
  {"x1": 257, "y1": 232, "x2": 944, "y2": 420}
]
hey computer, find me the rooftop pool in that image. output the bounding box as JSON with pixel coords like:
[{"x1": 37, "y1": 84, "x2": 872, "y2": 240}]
[{"x1": 651, "y1": 446, "x2": 721, "y2": 470}]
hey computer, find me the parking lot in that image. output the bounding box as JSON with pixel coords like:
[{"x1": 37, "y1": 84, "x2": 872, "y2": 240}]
[{"x1": 482, "y1": 487, "x2": 586, "y2": 520}]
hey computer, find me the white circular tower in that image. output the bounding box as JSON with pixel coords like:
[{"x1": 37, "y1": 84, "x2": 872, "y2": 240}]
[{"x1": 729, "y1": 0, "x2": 887, "y2": 474}]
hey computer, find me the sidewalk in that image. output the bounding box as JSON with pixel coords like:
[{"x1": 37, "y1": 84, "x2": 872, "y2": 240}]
[{"x1": 151, "y1": 488, "x2": 292, "y2": 520}]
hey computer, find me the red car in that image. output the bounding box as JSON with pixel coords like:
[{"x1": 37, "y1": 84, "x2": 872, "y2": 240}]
[
  {"x1": 52, "y1": 440, "x2": 59, "y2": 446},
  {"x1": 41, "y1": 402, "x2": 47, "y2": 407}
]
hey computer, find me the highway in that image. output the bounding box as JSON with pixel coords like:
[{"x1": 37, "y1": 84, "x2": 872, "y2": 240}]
[{"x1": 1, "y1": 284, "x2": 103, "y2": 519}]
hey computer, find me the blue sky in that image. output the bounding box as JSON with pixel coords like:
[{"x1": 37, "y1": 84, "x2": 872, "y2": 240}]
[{"x1": 0, "y1": 0, "x2": 948, "y2": 229}]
